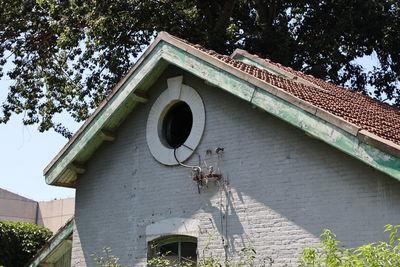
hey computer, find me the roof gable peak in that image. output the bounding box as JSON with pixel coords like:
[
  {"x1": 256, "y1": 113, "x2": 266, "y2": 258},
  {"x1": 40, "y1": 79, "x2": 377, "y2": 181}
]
[{"x1": 43, "y1": 32, "x2": 400, "y2": 187}]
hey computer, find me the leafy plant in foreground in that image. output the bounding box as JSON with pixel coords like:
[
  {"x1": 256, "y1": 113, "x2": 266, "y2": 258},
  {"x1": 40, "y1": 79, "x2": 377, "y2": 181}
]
[
  {"x1": 94, "y1": 233, "x2": 273, "y2": 267},
  {"x1": 94, "y1": 225, "x2": 400, "y2": 266},
  {"x1": 298, "y1": 224, "x2": 400, "y2": 266}
]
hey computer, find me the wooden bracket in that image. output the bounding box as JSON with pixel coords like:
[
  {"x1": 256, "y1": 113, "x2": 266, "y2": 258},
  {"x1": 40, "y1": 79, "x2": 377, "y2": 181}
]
[
  {"x1": 100, "y1": 129, "x2": 116, "y2": 141},
  {"x1": 131, "y1": 92, "x2": 148, "y2": 103},
  {"x1": 70, "y1": 162, "x2": 86, "y2": 174}
]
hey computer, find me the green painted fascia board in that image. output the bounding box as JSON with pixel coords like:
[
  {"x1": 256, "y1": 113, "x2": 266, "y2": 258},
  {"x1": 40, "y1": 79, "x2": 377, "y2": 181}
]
[
  {"x1": 251, "y1": 89, "x2": 400, "y2": 177},
  {"x1": 44, "y1": 44, "x2": 165, "y2": 185},
  {"x1": 28, "y1": 220, "x2": 74, "y2": 267},
  {"x1": 160, "y1": 43, "x2": 400, "y2": 180}
]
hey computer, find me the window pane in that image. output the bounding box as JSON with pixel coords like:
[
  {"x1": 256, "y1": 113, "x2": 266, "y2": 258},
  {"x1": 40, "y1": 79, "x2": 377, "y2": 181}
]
[
  {"x1": 159, "y1": 242, "x2": 179, "y2": 255},
  {"x1": 148, "y1": 236, "x2": 197, "y2": 266},
  {"x1": 181, "y1": 242, "x2": 197, "y2": 265},
  {"x1": 158, "y1": 242, "x2": 179, "y2": 266}
]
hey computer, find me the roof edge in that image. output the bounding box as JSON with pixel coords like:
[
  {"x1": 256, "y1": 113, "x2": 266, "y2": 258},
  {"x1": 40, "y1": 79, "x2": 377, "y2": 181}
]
[
  {"x1": 157, "y1": 40, "x2": 400, "y2": 178},
  {"x1": 231, "y1": 48, "x2": 400, "y2": 159},
  {"x1": 43, "y1": 32, "x2": 171, "y2": 175}
]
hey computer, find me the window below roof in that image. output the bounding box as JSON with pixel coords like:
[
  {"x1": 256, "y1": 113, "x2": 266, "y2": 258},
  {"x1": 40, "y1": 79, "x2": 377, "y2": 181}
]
[{"x1": 148, "y1": 235, "x2": 197, "y2": 266}]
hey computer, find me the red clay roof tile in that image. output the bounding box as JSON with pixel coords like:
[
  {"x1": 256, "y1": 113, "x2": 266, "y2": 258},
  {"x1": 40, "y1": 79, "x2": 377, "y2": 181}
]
[{"x1": 173, "y1": 36, "x2": 400, "y2": 145}]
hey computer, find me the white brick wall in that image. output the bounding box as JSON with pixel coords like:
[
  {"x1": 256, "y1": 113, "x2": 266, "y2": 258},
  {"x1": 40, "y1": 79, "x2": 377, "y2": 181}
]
[{"x1": 71, "y1": 66, "x2": 400, "y2": 266}]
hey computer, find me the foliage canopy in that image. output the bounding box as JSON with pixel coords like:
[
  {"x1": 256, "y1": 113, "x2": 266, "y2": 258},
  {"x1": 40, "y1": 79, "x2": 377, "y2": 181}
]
[
  {"x1": 1, "y1": 0, "x2": 399, "y2": 137},
  {"x1": 0, "y1": 220, "x2": 52, "y2": 267}
]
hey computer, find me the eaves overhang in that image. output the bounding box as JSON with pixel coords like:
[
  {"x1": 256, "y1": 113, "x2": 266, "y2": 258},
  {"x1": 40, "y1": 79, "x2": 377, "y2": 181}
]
[
  {"x1": 28, "y1": 218, "x2": 74, "y2": 267},
  {"x1": 44, "y1": 32, "x2": 400, "y2": 187}
]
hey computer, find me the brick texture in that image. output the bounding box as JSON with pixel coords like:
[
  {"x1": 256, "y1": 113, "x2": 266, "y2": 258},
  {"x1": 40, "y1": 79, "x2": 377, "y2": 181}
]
[{"x1": 71, "y1": 65, "x2": 400, "y2": 266}]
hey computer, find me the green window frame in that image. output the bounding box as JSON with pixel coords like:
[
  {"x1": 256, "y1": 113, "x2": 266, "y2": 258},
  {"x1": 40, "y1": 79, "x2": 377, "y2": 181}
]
[{"x1": 148, "y1": 235, "x2": 197, "y2": 266}]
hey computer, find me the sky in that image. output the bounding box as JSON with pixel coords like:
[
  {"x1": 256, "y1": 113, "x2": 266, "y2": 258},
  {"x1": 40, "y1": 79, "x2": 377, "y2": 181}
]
[
  {"x1": 0, "y1": 50, "x2": 379, "y2": 201},
  {"x1": 0, "y1": 42, "x2": 150, "y2": 202},
  {"x1": 0, "y1": 78, "x2": 80, "y2": 201}
]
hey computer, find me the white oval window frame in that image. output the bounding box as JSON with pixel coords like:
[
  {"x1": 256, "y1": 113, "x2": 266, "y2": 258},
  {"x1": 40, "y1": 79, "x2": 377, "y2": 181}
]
[{"x1": 146, "y1": 76, "x2": 205, "y2": 165}]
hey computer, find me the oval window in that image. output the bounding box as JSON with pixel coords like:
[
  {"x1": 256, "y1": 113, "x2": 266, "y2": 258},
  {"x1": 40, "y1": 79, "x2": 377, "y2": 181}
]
[
  {"x1": 146, "y1": 76, "x2": 205, "y2": 165},
  {"x1": 162, "y1": 102, "x2": 193, "y2": 148}
]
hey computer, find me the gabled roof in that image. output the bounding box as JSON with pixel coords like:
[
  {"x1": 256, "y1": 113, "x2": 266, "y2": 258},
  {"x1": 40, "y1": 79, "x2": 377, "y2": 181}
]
[{"x1": 44, "y1": 32, "x2": 400, "y2": 187}]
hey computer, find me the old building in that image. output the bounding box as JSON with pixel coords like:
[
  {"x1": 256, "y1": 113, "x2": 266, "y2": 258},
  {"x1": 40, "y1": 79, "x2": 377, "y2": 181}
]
[
  {"x1": 43, "y1": 32, "x2": 400, "y2": 266},
  {"x1": 0, "y1": 188, "x2": 75, "y2": 267},
  {"x1": 0, "y1": 188, "x2": 74, "y2": 234}
]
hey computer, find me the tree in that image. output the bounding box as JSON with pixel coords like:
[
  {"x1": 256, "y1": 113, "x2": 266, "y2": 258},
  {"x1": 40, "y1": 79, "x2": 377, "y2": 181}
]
[
  {"x1": 1, "y1": 0, "x2": 399, "y2": 138},
  {"x1": 0, "y1": 220, "x2": 52, "y2": 267}
]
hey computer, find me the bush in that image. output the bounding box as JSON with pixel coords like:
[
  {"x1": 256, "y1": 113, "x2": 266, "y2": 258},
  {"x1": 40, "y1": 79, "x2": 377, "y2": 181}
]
[
  {"x1": 0, "y1": 220, "x2": 52, "y2": 267},
  {"x1": 94, "y1": 233, "x2": 274, "y2": 267},
  {"x1": 93, "y1": 225, "x2": 400, "y2": 266},
  {"x1": 94, "y1": 246, "x2": 273, "y2": 267},
  {"x1": 298, "y1": 224, "x2": 400, "y2": 266}
]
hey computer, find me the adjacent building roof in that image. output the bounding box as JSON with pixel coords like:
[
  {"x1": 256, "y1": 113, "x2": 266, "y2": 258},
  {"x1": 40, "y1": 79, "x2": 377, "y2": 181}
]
[{"x1": 43, "y1": 32, "x2": 400, "y2": 187}]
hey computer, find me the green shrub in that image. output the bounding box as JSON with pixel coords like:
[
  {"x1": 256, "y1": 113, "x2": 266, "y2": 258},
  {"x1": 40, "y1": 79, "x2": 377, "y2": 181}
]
[
  {"x1": 0, "y1": 220, "x2": 52, "y2": 267},
  {"x1": 298, "y1": 225, "x2": 400, "y2": 266},
  {"x1": 94, "y1": 233, "x2": 273, "y2": 267},
  {"x1": 94, "y1": 225, "x2": 400, "y2": 267},
  {"x1": 94, "y1": 246, "x2": 272, "y2": 267}
]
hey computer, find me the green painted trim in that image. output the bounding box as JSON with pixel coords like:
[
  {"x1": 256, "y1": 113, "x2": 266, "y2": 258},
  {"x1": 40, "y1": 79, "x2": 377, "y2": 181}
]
[
  {"x1": 151, "y1": 235, "x2": 197, "y2": 247},
  {"x1": 251, "y1": 88, "x2": 400, "y2": 178},
  {"x1": 232, "y1": 54, "x2": 287, "y2": 78},
  {"x1": 45, "y1": 44, "x2": 165, "y2": 185},
  {"x1": 162, "y1": 46, "x2": 255, "y2": 103},
  {"x1": 160, "y1": 43, "x2": 400, "y2": 180},
  {"x1": 28, "y1": 220, "x2": 74, "y2": 267},
  {"x1": 45, "y1": 37, "x2": 400, "y2": 186}
]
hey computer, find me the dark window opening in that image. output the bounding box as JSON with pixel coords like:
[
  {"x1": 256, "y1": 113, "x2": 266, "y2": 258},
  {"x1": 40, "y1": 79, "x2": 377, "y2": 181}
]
[
  {"x1": 162, "y1": 101, "x2": 193, "y2": 148},
  {"x1": 148, "y1": 235, "x2": 197, "y2": 266}
]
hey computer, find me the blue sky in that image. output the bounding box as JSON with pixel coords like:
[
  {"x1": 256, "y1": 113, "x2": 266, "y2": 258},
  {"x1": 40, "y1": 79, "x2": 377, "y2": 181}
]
[
  {"x1": 0, "y1": 52, "x2": 379, "y2": 201},
  {"x1": 0, "y1": 115, "x2": 78, "y2": 200},
  {"x1": 0, "y1": 77, "x2": 79, "y2": 201}
]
